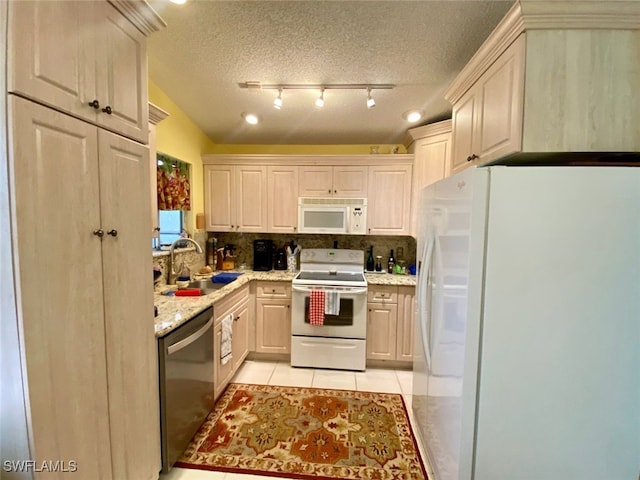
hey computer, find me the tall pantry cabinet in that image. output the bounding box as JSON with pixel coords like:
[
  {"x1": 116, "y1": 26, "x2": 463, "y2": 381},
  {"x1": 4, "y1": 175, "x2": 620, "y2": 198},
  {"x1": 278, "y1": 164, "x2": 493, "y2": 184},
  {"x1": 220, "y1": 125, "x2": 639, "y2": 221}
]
[{"x1": 1, "y1": 2, "x2": 165, "y2": 479}]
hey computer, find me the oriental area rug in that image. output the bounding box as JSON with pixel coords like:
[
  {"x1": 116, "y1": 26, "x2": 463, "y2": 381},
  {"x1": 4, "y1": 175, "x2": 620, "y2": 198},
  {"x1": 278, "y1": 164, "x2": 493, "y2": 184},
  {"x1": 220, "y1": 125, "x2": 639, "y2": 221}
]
[{"x1": 175, "y1": 383, "x2": 428, "y2": 480}]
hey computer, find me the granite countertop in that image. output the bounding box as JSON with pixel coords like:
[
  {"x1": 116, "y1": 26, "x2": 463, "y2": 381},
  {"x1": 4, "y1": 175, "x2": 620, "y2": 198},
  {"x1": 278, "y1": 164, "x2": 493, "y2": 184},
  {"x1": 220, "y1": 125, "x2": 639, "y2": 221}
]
[
  {"x1": 365, "y1": 272, "x2": 417, "y2": 286},
  {"x1": 155, "y1": 270, "x2": 415, "y2": 338},
  {"x1": 154, "y1": 270, "x2": 296, "y2": 337}
]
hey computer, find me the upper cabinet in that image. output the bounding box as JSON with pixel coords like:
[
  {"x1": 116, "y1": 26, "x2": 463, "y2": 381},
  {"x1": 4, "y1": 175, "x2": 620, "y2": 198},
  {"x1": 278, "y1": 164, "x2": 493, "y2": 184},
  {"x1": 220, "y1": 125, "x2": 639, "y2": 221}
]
[
  {"x1": 299, "y1": 165, "x2": 368, "y2": 197},
  {"x1": 267, "y1": 166, "x2": 299, "y2": 233},
  {"x1": 7, "y1": 0, "x2": 160, "y2": 144},
  {"x1": 367, "y1": 164, "x2": 412, "y2": 236},
  {"x1": 203, "y1": 155, "x2": 413, "y2": 236},
  {"x1": 445, "y1": 1, "x2": 640, "y2": 169},
  {"x1": 204, "y1": 165, "x2": 268, "y2": 232},
  {"x1": 405, "y1": 120, "x2": 452, "y2": 238}
]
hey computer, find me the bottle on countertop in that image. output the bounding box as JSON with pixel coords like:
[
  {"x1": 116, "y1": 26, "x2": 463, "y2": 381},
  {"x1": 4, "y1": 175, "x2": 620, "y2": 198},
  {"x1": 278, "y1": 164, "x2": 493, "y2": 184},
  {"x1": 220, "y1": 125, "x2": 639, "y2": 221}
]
[
  {"x1": 366, "y1": 246, "x2": 375, "y2": 272},
  {"x1": 388, "y1": 249, "x2": 395, "y2": 274}
]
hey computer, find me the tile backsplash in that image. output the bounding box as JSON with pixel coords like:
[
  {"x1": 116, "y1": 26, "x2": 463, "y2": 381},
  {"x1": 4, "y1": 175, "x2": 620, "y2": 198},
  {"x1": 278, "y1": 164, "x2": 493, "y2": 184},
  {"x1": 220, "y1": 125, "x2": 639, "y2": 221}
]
[{"x1": 208, "y1": 232, "x2": 417, "y2": 270}]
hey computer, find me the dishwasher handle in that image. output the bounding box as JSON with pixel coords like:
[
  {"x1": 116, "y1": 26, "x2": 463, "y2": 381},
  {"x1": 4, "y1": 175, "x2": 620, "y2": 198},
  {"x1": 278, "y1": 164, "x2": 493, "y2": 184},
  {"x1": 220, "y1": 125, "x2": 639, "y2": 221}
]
[{"x1": 167, "y1": 317, "x2": 213, "y2": 355}]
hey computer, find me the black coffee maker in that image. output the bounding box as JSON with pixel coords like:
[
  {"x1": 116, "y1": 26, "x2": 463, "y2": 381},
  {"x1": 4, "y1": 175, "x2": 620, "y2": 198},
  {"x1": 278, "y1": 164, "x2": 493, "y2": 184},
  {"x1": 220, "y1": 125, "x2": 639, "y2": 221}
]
[
  {"x1": 274, "y1": 247, "x2": 287, "y2": 270},
  {"x1": 253, "y1": 239, "x2": 273, "y2": 271}
]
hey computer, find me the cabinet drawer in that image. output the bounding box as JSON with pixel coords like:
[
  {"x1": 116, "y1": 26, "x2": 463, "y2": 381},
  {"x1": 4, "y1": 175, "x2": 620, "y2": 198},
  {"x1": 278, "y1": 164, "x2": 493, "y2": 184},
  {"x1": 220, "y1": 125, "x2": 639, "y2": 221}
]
[
  {"x1": 367, "y1": 285, "x2": 398, "y2": 303},
  {"x1": 214, "y1": 284, "x2": 249, "y2": 324},
  {"x1": 256, "y1": 281, "x2": 291, "y2": 299}
]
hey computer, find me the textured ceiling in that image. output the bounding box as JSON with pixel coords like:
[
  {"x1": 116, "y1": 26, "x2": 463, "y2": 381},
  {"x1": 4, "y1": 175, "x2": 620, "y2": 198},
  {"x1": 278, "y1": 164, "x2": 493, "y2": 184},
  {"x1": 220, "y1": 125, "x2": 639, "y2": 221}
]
[{"x1": 147, "y1": 1, "x2": 513, "y2": 145}]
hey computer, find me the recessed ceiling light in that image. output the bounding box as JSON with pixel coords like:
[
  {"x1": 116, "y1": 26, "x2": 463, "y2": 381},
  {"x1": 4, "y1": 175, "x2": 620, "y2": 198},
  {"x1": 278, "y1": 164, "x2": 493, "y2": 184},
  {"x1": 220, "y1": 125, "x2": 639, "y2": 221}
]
[
  {"x1": 242, "y1": 113, "x2": 259, "y2": 125},
  {"x1": 169, "y1": 0, "x2": 187, "y2": 4},
  {"x1": 403, "y1": 110, "x2": 423, "y2": 123}
]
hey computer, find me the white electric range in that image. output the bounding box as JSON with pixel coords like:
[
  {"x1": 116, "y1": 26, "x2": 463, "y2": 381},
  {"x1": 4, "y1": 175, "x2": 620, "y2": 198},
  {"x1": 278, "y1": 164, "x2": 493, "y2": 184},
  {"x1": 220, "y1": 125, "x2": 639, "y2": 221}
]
[{"x1": 290, "y1": 249, "x2": 368, "y2": 371}]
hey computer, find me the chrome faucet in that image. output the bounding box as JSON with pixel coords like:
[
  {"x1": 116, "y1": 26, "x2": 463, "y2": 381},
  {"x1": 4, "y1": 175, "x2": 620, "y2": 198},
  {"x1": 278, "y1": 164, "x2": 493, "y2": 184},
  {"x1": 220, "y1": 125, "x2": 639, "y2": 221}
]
[{"x1": 168, "y1": 238, "x2": 203, "y2": 284}]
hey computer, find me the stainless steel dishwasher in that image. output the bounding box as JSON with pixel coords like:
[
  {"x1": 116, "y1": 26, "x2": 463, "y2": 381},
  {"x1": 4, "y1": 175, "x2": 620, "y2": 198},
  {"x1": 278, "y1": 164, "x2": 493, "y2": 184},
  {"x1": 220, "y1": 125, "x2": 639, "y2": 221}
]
[{"x1": 158, "y1": 306, "x2": 214, "y2": 473}]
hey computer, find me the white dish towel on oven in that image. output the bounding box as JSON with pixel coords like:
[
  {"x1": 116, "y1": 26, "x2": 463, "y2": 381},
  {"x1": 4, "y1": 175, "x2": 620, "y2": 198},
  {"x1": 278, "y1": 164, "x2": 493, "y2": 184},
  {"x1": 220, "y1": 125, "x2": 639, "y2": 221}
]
[
  {"x1": 325, "y1": 290, "x2": 340, "y2": 316},
  {"x1": 221, "y1": 313, "x2": 233, "y2": 365}
]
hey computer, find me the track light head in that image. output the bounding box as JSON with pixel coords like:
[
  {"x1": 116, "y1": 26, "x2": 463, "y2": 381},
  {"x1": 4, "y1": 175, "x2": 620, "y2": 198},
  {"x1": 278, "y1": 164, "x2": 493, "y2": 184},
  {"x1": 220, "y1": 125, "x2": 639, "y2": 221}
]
[
  {"x1": 273, "y1": 89, "x2": 283, "y2": 109},
  {"x1": 366, "y1": 88, "x2": 375, "y2": 109},
  {"x1": 315, "y1": 89, "x2": 325, "y2": 108}
]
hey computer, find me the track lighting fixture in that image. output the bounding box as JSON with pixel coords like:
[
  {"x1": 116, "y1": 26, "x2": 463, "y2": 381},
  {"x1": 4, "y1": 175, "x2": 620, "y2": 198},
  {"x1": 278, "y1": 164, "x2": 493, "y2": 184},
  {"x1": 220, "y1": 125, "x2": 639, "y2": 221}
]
[
  {"x1": 239, "y1": 82, "x2": 394, "y2": 110},
  {"x1": 366, "y1": 88, "x2": 375, "y2": 109},
  {"x1": 315, "y1": 89, "x2": 325, "y2": 108},
  {"x1": 273, "y1": 89, "x2": 283, "y2": 109}
]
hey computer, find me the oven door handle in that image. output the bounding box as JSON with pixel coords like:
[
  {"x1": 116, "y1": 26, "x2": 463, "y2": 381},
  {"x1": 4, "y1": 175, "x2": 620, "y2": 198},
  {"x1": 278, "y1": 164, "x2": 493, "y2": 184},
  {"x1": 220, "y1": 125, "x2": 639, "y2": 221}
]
[{"x1": 292, "y1": 285, "x2": 368, "y2": 295}]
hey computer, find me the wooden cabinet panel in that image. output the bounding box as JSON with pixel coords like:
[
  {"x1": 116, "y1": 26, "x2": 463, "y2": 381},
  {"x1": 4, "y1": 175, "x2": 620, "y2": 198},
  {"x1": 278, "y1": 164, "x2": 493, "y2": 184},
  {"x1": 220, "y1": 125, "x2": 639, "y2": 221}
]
[
  {"x1": 396, "y1": 287, "x2": 416, "y2": 363},
  {"x1": 98, "y1": 129, "x2": 158, "y2": 480},
  {"x1": 257, "y1": 282, "x2": 292, "y2": 299},
  {"x1": 299, "y1": 166, "x2": 333, "y2": 196},
  {"x1": 96, "y1": 2, "x2": 148, "y2": 144},
  {"x1": 476, "y1": 34, "x2": 524, "y2": 163},
  {"x1": 367, "y1": 165, "x2": 412, "y2": 235},
  {"x1": 333, "y1": 166, "x2": 368, "y2": 197},
  {"x1": 204, "y1": 165, "x2": 267, "y2": 232},
  {"x1": 8, "y1": 1, "x2": 95, "y2": 123},
  {"x1": 267, "y1": 166, "x2": 299, "y2": 233},
  {"x1": 214, "y1": 323, "x2": 234, "y2": 399},
  {"x1": 204, "y1": 165, "x2": 234, "y2": 231},
  {"x1": 235, "y1": 165, "x2": 267, "y2": 232},
  {"x1": 11, "y1": 97, "x2": 114, "y2": 478},
  {"x1": 8, "y1": 1, "x2": 149, "y2": 143},
  {"x1": 408, "y1": 121, "x2": 451, "y2": 238},
  {"x1": 255, "y1": 298, "x2": 291, "y2": 354},
  {"x1": 232, "y1": 299, "x2": 250, "y2": 372},
  {"x1": 451, "y1": 35, "x2": 524, "y2": 171},
  {"x1": 214, "y1": 285, "x2": 250, "y2": 397},
  {"x1": 451, "y1": 91, "x2": 477, "y2": 173},
  {"x1": 366, "y1": 303, "x2": 398, "y2": 360},
  {"x1": 299, "y1": 165, "x2": 367, "y2": 197},
  {"x1": 367, "y1": 286, "x2": 398, "y2": 303}
]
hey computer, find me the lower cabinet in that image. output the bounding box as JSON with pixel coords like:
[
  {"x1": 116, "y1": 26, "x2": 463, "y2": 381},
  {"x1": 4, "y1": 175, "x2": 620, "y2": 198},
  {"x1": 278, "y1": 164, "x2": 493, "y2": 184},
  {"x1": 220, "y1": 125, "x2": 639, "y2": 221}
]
[
  {"x1": 213, "y1": 284, "x2": 250, "y2": 399},
  {"x1": 396, "y1": 287, "x2": 416, "y2": 362},
  {"x1": 367, "y1": 285, "x2": 415, "y2": 363},
  {"x1": 255, "y1": 281, "x2": 291, "y2": 354}
]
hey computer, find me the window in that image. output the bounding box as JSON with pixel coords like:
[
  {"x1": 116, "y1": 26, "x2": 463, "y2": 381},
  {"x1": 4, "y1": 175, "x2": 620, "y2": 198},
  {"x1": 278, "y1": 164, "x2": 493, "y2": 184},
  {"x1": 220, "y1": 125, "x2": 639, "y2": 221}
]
[{"x1": 158, "y1": 210, "x2": 183, "y2": 246}]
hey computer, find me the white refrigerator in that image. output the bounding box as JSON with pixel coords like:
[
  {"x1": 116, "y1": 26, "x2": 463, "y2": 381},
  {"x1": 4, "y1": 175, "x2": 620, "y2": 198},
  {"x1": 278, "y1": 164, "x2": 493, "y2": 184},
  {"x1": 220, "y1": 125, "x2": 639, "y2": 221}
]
[{"x1": 412, "y1": 166, "x2": 640, "y2": 480}]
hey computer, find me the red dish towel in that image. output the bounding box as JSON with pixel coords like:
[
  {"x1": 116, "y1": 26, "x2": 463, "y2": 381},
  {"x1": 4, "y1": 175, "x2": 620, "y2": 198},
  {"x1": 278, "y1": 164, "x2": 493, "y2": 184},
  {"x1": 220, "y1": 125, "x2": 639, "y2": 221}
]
[
  {"x1": 309, "y1": 290, "x2": 325, "y2": 326},
  {"x1": 174, "y1": 288, "x2": 202, "y2": 296}
]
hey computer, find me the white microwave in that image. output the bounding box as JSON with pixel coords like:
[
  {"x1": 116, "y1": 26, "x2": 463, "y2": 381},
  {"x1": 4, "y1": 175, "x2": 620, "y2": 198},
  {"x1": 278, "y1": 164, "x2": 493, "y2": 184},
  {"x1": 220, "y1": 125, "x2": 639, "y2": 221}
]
[{"x1": 298, "y1": 197, "x2": 367, "y2": 235}]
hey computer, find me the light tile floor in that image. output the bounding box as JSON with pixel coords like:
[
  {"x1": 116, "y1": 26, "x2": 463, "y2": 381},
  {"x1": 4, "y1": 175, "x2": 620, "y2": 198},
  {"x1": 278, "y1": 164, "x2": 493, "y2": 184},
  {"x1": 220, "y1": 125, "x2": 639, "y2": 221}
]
[{"x1": 161, "y1": 360, "x2": 434, "y2": 480}]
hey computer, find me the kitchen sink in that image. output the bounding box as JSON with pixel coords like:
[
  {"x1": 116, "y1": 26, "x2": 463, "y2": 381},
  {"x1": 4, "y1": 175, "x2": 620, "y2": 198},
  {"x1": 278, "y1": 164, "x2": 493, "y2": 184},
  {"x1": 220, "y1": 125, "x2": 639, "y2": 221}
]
[{"x1": 185, "y1": 280, "x2": 227, "y2": 294}]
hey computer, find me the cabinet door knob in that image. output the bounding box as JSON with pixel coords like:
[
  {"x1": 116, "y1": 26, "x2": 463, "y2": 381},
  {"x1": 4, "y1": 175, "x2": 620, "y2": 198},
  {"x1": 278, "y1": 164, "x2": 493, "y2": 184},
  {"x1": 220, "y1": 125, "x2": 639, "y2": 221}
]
[
  {"x1": 107, "y1": 229, "x2": 118, "y2": 237},
  {"x1": 93, "y1": 229, "x2": 104, "y2": 238},
  {"x1": 287, "y1": 304, "x2": 290, "y2": 309},
  {"x1": 234, "y1": 316, "x2": 240, "y2": 321},
  {"x1": 88, "y1": 99, "x2": 100, "y2": 109},
  {"x1": 101, "y1": 105, "x2": 112, "y2": 115},
  {"x1": 334, "y1": 190, "x2": 337, "y2": 194},
  {"x1": 153, "y1": 227, "x2": 161, "y2": 232},
  {"x1": 467, "y1": 153, "x2": 479, "y2": 162},
  {"x1": 328, "y1": 189, "x2": 331, "y2": 194}
]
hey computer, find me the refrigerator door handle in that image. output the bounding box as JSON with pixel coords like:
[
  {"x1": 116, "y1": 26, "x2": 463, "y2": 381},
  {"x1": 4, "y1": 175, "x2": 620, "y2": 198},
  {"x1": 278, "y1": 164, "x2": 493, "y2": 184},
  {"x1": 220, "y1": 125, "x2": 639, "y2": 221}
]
[{"x1": 418, "y1": 226, "x2": 436, "y2": 371}]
